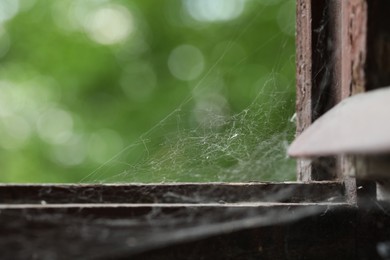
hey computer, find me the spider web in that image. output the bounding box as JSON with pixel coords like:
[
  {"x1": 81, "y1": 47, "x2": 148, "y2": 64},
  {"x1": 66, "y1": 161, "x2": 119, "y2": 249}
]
[
  {"x1": 81, "y1": 1, "x2": 296, "y2": 183},
  {"x1": 0, "y1": 2, "x2": 355, "y2": 258}
]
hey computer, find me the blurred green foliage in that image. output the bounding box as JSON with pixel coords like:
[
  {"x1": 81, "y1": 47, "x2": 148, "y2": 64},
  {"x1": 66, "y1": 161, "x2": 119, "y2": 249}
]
[{"x1": 0, "y1": 0, "x2": 296, "y2": 183}]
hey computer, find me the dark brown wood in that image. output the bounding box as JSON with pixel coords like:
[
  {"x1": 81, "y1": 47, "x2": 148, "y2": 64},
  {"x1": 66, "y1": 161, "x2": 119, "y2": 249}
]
[
  {"x1": 295, "y1": 0, "x2": 368, "y2": 196},
  {"x1": 134, "y1": 203, "x2": 390, "y2": 260},
  {"x1": 132, "y1": 205, "x2": 359, "y2": 260},
  {"x1": 0, "y1": 203, "x2": 353, "y2": 259},
  {"x1": 0, "y1": 182, "x2": 352, "y2": 259},
  {"x1": 296, "y1": 0, "x2": 312, "y2": 181},
  {"x1": 340, "y1": 0, "x2": 367, "y2": 98},
  {"x1": 296, "y1": 0, "x2": 343, "y2": 181},
  {"x1": 294, "y1": 0, "x2": 390, "y2": 203},
  {"x1": 365, "y1": 0, "x2": 390, "y2": 90},
  {"x1": 0, "y1": 182, "x2": 346, "y2": 204},
  {"x1": 0, "y1": 2, "x2": 389, "y2": 259},
  {"x1": 1, "y1": 202, "x2": 390, "y2": 259},
  {"x1": 339, "y1": 1, "x2": 368, "y2": 200}
]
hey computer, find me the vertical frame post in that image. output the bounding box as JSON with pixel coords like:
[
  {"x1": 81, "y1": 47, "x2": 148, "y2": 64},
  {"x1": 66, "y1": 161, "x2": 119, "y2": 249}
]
[
  {"x1": 296, "y1": 0, "x2": 313, "y2": 182},
  {"x1": 295, "y1": 0, "x2": 370, "y2": 202}
]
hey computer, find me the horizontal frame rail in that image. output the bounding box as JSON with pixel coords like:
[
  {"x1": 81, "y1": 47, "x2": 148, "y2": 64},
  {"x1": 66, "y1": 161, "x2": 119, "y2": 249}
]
[
  {"x1": 0, "y1": 182, "x2": 346, "y2": 204},
  {"x1": 0, "y1": 203, "x2": 356, "y2": 259}
]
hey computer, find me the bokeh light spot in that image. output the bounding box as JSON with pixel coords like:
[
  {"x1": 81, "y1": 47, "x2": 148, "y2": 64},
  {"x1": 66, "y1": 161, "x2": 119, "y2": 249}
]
[
  {"x1": 37, "y1": 108, "x2": 74, "y2": 145},
  {"x1": 0, "y1": 27, "x2": 11, "y2": 58},
  {"x1": 0, "y1": 0, "x2": 19, "y2": 23},
  {"x1": 0, "y1": 115, "x2": 32, "y2": 150},
  {"x1": 19, "y1": 0, "x2": 36, "y2": 12},
  {"x1": 168, "y1": 44, "x2": 204, "y2": 81},
  {"x1": 184, "y1": 0, "x2": 245, "y2": 22},
  {"x1": 0, "y1": 81, "x2": 16, "y2": 117},
  {"x1": 84, "y1": 4, "x2": 135, "y2": 45},
  {"x1": 88, "y1": 129, "x2": 123, "y2": 164},
  {"x1": 51, "y1": 135, "x2": 87, "y2": 166}
]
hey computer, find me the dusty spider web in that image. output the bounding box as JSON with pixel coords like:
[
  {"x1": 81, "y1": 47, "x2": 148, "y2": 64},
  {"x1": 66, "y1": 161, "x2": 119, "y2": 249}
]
[
  {"x1": 3, "y1": 3, "x2": 351, "y2": 259},
  {"x1": 81, "y1": 1, "x2": 296, "y2": 184}
]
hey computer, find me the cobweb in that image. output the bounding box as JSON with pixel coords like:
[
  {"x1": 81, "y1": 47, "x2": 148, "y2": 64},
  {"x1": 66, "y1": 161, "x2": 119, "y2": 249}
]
[
  {"x1": 81, "y1": 3, "x2": 296, "y2": 184},
  {"x1": 81, "y1": 87, "x2": 296, "y2": 183},
  {"x1": 1, "y1": 2, "x2": 360, "y2": 259}
]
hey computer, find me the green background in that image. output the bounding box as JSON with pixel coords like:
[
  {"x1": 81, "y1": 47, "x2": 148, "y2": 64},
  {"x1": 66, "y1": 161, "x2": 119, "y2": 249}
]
[{"x1": 0, "y1": 0, "x2": 296, "y2": 183}]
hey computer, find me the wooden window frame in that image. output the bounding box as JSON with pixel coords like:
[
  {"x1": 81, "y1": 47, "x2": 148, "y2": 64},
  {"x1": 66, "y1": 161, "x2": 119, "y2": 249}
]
[{"x1": 1, "y1": 1, "x2": 390, "y2": 259}]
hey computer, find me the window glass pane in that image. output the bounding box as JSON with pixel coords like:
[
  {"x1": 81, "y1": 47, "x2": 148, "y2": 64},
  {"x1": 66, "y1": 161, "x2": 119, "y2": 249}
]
[{"x1": 0, "y1": 0, "x2": 295, "y2": 183}]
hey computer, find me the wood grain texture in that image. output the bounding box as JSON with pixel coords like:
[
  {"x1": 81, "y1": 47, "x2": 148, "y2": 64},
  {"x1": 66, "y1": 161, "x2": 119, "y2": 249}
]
[
  {"x1": 0, "y1": 203, "x2": 355, "y2": 259},
  {"x1": 0, "y1": 182, "x2": 346, "y2": 204},
  {"x1": 0, "y1": 202, "x2": 389, "y2": 259},
  {"x1": 295, "y1": 0, "x2": 369, "y2": 188},
  {"x1": 296, "y1": 0, "x2": 312, "y2": 181}
]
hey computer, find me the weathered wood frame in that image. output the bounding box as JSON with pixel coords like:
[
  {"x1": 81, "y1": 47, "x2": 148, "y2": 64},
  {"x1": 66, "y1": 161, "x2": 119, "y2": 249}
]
[
  {"x1": 296, "y1": 0, "x2": 367, "y2": 184},
  {"x1": 296, "y1": 0, "x2": 390, "y2": 202},
  {"x1": 1, "y1": 1, "x2": 390, "y2": 259}
]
